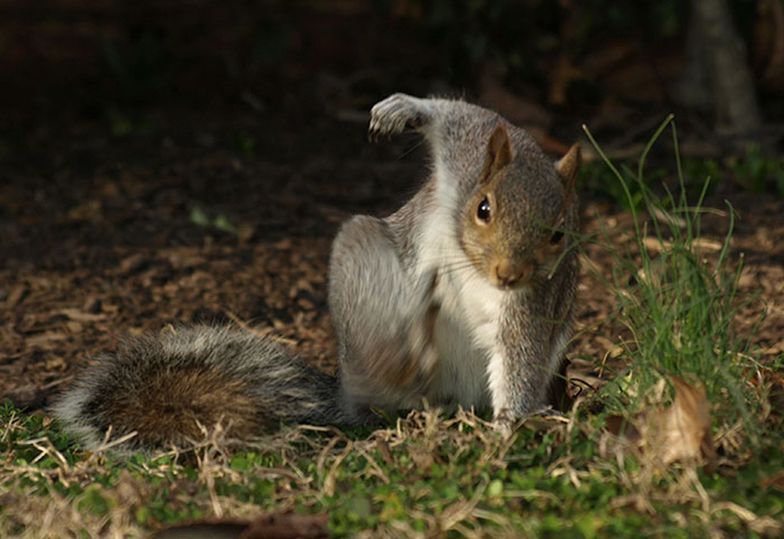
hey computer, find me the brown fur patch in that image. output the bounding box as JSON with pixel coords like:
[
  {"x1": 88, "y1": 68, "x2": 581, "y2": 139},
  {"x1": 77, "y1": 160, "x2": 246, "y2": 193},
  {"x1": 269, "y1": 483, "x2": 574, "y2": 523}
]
[
  {"x1": 374, "y1": 345, "x2": 425, "y2": 390},
  {"x1": 108, "y1": 367, "x2": 262, "y2": 446},
  {"x1": 372, "y1": 303, "x2": 441, "y2": 391},
  {"x1": 386, "y1": 352, "x2": 421, "y2": 389}
]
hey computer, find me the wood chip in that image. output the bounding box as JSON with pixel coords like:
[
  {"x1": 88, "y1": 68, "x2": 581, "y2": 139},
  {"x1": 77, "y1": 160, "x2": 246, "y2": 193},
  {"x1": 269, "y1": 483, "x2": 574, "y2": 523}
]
[
  {"x1": 59, "y1": 308, "x2": 106, "y2": 322},
  {"x1": 5, "y1": 283, "x2": 29, "y2": 308}
]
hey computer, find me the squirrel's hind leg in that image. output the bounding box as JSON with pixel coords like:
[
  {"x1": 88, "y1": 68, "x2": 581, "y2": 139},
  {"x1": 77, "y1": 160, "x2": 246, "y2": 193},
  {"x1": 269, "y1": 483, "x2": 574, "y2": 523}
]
[{"x1": 329, "y1": 215, "x2": 438, "y2": 418}]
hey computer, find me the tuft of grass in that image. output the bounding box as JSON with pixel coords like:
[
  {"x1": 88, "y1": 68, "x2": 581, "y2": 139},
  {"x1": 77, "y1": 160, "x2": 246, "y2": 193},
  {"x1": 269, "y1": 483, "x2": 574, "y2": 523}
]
[{"x1": 582, "y1": 117, "x2": 761, "y2": 437}]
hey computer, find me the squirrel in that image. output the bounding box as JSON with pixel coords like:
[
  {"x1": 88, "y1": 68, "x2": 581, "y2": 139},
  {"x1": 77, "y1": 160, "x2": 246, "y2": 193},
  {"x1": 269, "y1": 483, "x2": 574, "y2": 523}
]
[{"x1": 52, "y1": 93, "x2": 581, "y2": 451}]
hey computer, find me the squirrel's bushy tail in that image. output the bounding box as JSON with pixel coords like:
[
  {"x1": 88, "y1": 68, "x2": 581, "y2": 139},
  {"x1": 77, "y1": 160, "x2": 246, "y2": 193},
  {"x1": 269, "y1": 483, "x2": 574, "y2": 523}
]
[{"x1": 52, "y1": 326, "x2": 344, "y2": 452}]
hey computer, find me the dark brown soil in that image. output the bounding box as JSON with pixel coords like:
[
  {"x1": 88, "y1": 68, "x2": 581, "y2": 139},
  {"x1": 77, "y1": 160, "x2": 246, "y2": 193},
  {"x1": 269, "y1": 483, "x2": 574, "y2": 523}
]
[{"x1": 1, "y1": 1, "x2": 782, "y2": 412}]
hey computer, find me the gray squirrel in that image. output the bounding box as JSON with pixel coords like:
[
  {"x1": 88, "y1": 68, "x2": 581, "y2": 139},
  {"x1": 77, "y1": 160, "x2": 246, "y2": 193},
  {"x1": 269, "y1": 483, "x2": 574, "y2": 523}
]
[{"x1": 53, "y1": 94, "x2": 581, "y2": 451}]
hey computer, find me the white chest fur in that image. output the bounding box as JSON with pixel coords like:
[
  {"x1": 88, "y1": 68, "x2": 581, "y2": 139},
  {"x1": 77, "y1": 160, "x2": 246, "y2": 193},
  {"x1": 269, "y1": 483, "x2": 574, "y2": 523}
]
[{"x1": 415, "y1": 204, "x2": 506, "y2": 411}]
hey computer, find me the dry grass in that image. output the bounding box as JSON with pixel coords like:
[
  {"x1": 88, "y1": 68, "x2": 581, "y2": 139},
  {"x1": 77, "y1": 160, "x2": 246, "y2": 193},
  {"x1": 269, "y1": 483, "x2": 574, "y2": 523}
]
[{"x1": 2, "y1": 397, "x2": 782, "y2": 537}]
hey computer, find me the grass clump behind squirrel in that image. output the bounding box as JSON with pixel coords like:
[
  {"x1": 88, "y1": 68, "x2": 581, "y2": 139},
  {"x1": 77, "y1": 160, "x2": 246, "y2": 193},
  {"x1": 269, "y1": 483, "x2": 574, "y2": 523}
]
[{"x1": 53, "y1": 93, "x2": 581, "y2": 452}]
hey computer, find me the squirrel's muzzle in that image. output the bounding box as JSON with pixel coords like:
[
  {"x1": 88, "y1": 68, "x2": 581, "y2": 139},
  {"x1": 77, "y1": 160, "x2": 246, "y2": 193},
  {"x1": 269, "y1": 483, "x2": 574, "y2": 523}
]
[{"x1": 491, "y1": 259, "x2": 534, "y2": 289}]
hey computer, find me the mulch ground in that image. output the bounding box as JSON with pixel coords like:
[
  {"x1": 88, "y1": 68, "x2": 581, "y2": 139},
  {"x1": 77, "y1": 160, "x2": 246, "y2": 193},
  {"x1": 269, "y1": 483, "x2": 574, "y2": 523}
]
[{"x1": 1, "y1": 103, "x2": 783, "y2": 413}]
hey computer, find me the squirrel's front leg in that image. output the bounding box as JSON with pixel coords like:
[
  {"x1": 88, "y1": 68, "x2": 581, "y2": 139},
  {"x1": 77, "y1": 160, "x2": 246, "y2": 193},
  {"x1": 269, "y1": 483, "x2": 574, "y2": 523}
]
[
  {"x1": 487, "y1": 311, "x2": 557, "y2": 436},
  {"x1": 368, "y1": 93, "x2": 435, "y2": 139}
]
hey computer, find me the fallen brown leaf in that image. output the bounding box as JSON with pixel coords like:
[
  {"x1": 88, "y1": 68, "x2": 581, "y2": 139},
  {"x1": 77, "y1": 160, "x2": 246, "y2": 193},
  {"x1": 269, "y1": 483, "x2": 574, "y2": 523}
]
[
  {"x1": 760, "y1": 470, "x2": 784, "y2": 492},
  {"x1": 151, "y1": 513, "x2": 329, "y2": 539},
  {"x1": 5, "y1": 283, "x2": 29, "y2": 308},
  {"x1": 604, "y1": 415, "x2": 641, "y2": 443},
  {"x1": 375, "y1": 438, "x2": 394, "y2": 465},
  {"x1": 25, "y1": 331, "x2": 67, "y2": 347},
  {"x1": 603, "y1": 377, "x2": 716, "y2": 471},
  {"x1": 59, "y1": 308, "x2": 106, "y2": 322},
  {"x1": 409, "y1": 444, "x2": 436, "y2": 470},
  {"x1": 642, "y1": 237, "x2": 723, "y2": 254},
  {"x1": 118, "y1": 253, "x2": 150, "y2": 275},
  {"x1": 647, "y1": 377, "x2": 716, "y2": 471}
]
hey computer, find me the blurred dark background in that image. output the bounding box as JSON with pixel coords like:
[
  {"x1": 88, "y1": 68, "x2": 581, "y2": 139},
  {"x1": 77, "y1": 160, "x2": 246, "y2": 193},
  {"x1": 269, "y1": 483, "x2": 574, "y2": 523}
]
[{"x1": 3, "y1": 0, "x2": 782, "y2": 137}]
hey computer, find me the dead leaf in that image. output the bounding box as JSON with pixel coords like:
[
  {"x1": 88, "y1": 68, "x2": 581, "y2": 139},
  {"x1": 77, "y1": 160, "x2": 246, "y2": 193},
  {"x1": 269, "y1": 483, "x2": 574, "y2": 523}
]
[
  {"x1": 647, "y1": 377, "x2": 716, "y2": 471},
  {"x1": 44, "y1": 357, "x2": 65, "y2": 371},
  {"x1": 5, "y1": 283, "x2": 29, "y2": 308},
  {"x1": 58, "y1": 307, "x2": 106, "y2": 322},
  {"x1": 521, "y1": 413, "x2": 569, "y2": 432},
  {"x1": 602, "y1": 377, "x2": 716, "y2": 471},
  {"x1": 604, "y1": 415, "x2": 641, "y2": 443},
  {"x1": 409, "y1": 445, "x2": 435, "y2": 470},
  {"x1": 118, "y1": 253, "x2": 150, "y2": 275},
  {"x1": 65, "y1": 321, "x2": 83, "y2": 333},
  {"x1": 151, "y1": 513, "x2": 329, "y2": 539},
  {"x1": 643, "y1": 236, "x2": 722, "y2": 254},
  {"x1": 25, "y1": 331, "x2": 67, "y2": 347},
  {"x1": 82, "y1": 296, "x2": 102, "y2": 314},
  {"x1": 375, "y1": 438, "x2": 394, "y2": 465},
  {"x1": 690, "y1": 238, "x2": 724, "y2": 253},
  {"x1": 650, "y1": 207, "x2": 688, "y2": 229},
  {"x1": 643, "y1": 237, "x2": 671, "y2": 253},
  {"x1": 761, "y1": 470, "x2": 784, "y2": 491}
]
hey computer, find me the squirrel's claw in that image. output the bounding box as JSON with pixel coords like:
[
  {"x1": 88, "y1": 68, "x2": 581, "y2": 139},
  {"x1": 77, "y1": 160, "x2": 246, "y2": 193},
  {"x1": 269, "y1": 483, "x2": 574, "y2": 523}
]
[
  {"x1": 368, "y1": 93, "x2": 427, "y2": 142},
  {"x1": 492, "y1": 409, "x2": 520, "y2": 439}
]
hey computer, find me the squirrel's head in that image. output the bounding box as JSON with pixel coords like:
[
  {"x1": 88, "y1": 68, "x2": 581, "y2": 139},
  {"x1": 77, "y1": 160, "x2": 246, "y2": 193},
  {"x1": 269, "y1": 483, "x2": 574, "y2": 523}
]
[{"x1": 460, "y1": 123, "x2": 580, "y2": 290}]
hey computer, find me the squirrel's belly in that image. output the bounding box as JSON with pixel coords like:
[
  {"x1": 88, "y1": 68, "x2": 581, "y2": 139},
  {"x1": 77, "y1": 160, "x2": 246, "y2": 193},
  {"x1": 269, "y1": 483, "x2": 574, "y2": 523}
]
[
  {"x1": 427, "y1": 270, "x2": 504, "y2": 412},
  {"x1": 428, "y1": 314, "x2": 492, "y2": 411}
]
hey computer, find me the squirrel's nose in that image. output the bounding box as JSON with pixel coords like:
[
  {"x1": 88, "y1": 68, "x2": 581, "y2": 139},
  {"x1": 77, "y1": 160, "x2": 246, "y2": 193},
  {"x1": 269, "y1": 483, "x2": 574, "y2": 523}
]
[{"x1": 494, "y1": 260, "x2": 526, "y2": 287}]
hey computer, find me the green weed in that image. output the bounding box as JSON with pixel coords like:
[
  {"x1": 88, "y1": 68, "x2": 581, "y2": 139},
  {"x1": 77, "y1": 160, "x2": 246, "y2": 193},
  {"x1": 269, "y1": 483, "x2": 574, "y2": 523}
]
[{"x1": 583, "y1": 117, "x2": 760, "y2": 434}]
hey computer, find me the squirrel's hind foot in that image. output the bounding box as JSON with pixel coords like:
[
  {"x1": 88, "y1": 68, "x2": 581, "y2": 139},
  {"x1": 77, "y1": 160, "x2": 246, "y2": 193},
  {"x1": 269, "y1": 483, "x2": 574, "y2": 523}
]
[{"x1": 369, "y1": 93, "x2": 430, "y2": 141}]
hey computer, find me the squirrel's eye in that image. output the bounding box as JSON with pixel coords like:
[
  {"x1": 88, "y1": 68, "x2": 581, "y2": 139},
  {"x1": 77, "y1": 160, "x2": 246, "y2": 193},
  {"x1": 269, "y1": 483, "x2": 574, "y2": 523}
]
[{"x1": 477, "y1": 196, "x2": 491, "y2": 223}]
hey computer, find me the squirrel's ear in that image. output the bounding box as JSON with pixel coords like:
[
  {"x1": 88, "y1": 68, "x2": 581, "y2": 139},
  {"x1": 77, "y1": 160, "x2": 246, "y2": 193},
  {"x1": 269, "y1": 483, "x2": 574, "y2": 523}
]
[
  {"x1": 481, "y1": 124, "x2": 514, "y2": 184},
  {"x1": 555, "y1": 143, "x2": 581, "y2": 192}
]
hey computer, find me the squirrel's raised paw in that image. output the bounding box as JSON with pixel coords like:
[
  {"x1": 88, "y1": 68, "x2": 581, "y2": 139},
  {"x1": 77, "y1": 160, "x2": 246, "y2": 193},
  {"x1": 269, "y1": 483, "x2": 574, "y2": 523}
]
[{"x1": 368, "y1": 93, "x2": 429, "y2": 141}]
